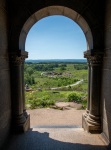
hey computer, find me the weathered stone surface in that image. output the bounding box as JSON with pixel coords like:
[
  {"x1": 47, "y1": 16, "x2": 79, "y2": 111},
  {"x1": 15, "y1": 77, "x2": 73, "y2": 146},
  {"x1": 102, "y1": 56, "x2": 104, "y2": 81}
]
[
  {"x1": 0, "y1": 1, "x2": 11, "y2": 149},
  {"x1": 82, "y1": 114, "x2": 101, "y2": 133},
  {"x1": 101, "y1": 0, "x2": 111, "y2": 145}
]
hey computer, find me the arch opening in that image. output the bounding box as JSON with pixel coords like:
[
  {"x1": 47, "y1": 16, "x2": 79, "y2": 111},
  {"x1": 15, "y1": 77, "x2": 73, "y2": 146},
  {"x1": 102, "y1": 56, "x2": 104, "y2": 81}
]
[
  {"x1": 25, "y1": 15, "x2": 87, "y2": 59},
  {"x1": 19, "y1": 6, "x2": 93, "y2": 52},
  {"x1": 24, "y1": 13, "x2": 88, "y2": 128}
]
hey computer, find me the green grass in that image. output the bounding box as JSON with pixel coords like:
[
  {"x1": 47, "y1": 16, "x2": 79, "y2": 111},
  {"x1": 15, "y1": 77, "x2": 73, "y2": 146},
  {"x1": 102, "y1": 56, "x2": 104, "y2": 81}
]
[
  {"x1": 25, "y1": 90, "x2": 87, "y2": 109},
  {"x1": 25, "y1": 63, "x2": 88, "y2": 109}
]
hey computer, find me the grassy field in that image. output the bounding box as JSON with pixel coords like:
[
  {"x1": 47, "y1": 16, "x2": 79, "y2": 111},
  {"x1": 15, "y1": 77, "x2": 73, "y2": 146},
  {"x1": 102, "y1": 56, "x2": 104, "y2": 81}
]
[{"x1": 24, "y1": 62, "x2": 88, "y2": 109}]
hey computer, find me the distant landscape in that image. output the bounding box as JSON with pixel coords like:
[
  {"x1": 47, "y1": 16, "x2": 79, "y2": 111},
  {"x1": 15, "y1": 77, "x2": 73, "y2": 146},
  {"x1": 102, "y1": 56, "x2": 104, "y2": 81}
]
[
  {"x1": 24, "y1": 59, "x2": 88, "y2": 110},
  {"x1": 25, "y1": 59, "x2": 87, "y2": 63}
]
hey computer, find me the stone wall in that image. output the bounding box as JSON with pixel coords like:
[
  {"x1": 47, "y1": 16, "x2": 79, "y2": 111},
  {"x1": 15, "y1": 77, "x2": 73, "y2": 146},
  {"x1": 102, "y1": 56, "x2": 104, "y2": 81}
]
[
  {"x1": 101, "y1": 0, "x2": 111, "y2": 144},
  {"x1": 0, "y1": 0, "x2": 11, "y2": 148}
]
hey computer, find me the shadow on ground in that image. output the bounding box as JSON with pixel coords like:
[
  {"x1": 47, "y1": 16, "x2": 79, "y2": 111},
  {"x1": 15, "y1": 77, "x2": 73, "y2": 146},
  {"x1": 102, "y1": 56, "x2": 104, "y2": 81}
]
[{"x1": 2, "y1": 128, "x2": 111, "y2": 150}]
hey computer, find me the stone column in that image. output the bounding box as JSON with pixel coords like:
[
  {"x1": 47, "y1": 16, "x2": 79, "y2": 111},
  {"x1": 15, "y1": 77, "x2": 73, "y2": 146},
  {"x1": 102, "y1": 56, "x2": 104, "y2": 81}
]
[
  {"x1": 82, "y1": 50, "x2": 103, "y2": 133},
  {"x1": 83, "y1": 59, "x2": 91, "y2": 118},
  {"x1": 22, "y1": 61, "x2": 28, "y2": 118},
  {"x1": 20, "y1": 50, "x2": 29, "y2": 118},
  {"x1": 87, "y1": 61, "x2": 91, "y2": 112},
  {"x1": 10, "y1": 50, "x2": 30, "y2": 132}
]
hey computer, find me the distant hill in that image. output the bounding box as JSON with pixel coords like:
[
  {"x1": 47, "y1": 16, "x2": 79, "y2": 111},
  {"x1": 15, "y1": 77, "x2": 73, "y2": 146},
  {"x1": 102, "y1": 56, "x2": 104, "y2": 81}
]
[{"x1": 25, "y1": 59, "x2": 87, "y2": 63}]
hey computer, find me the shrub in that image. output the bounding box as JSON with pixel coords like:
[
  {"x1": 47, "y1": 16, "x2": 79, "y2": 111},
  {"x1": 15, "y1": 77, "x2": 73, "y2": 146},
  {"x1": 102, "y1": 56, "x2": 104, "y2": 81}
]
[
  {"x1": 67, "y1": 92, "x2": 82, "y2": 103},
  {"x1": 40, "y1": 99, "x2": 55, "y2": 107},
  {"x1": 26, "y1": 94, "x2": 55, "y2": 109},
  {"x1": 29, "y1": 99, "x2": 40, "y2": 109},
  {"x1": 81, "y1": 99, "x2": 87, "y2": 109}
]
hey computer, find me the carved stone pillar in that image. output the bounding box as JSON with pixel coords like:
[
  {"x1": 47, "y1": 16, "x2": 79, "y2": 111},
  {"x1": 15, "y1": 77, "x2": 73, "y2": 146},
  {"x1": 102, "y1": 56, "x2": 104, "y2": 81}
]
[
  {"x1": 82, "y1": 50, "x2": 103, "y2": 133},
  {"x1": 84, "y1": 59, "x2": 91, "y2": 118},
  {"x1": 20, "y1": 50, "x2": 29, "y2": 118},
  {"x1": 22, "y1": 61, "x2": 28, "y2": 118},
  {"x1": 10, "y1": 50, "x2": 30, "y2": 132}
]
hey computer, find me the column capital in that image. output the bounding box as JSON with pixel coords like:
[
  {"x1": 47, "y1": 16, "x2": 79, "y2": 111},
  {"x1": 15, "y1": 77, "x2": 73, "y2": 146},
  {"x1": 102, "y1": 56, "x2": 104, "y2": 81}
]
[
  {"x1": 84, "y1": 50, "x2": 103, "y2": 65},
  {"x1": 9, "y1": 50, "x2": 28, "y2": 65}
]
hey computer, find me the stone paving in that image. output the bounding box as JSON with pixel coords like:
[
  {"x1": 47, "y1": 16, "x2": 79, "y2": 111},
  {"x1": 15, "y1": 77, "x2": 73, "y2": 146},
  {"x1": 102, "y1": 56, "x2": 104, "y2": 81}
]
[{"x1": 2, "y1": 108, "x2": 109, "y2": 150}]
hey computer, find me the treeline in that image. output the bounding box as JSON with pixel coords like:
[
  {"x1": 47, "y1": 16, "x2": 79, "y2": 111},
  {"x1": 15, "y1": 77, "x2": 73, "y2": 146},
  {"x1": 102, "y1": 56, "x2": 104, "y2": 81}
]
[
  {"x1": 25, "y1": 63, "x2": 67, "y2": 72},
  {"x1": 74, "y1": 64, "x2": 88, "y2": 70},
  {"x1": 24, "y1": 63, "x2": 88, "y2": 85},
  {"x1": 34, "y1": 64, "x2": 58, "y2": 71},
  {"x1": 25, "y1": 62, "x2": 87, "y2": 64},
  {"x1": 25, "y1": 63, "x2": 88, "y2": 72}
]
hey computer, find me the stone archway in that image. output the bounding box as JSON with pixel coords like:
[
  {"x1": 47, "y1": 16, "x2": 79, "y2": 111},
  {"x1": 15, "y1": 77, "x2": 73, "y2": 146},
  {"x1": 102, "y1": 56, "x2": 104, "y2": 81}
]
[
  {"x1": 10, "y1": 5, "x2": 103, "y2": 133},
  {"x1": 19, "y1": 6, "x2": 93, "y2": 51},
  {"x1": 20, "y1": 6, "x2": 93, "y2": 130}
]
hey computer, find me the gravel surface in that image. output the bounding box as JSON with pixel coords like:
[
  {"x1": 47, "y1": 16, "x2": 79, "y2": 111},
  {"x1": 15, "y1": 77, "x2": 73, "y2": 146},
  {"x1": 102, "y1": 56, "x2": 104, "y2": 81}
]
[{"x1": 27, "y1": 107, "x2": 85, "y2": 128}]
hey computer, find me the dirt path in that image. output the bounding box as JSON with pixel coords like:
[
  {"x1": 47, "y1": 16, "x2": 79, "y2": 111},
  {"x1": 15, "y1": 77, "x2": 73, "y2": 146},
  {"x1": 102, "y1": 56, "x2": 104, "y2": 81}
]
[
  {"x1": 27, "y1": 107, "x2": 85, "y2": 128},
  {"x1": 50, "y1": 79, "x2": 83, "y2": 90}
]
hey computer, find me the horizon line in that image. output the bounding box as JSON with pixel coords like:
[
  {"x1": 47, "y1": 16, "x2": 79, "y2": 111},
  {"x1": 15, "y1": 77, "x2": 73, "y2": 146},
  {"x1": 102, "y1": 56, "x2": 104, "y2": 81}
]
[{"x1": 26, "y1": 58, "x2": 86, "y2": 60}]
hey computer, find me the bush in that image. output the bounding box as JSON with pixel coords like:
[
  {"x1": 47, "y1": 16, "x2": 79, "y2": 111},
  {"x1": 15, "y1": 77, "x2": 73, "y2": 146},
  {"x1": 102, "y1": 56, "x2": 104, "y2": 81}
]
[
  {"x1": 40, "y1": 99, "x2": 55, "y2": 107},
  {"x1": 26, "y1": 93, "x2": 55, "y2": 109},
  {"x1": 28, "y1": 99, "x2": 40, "y2": 109},
  {"x1": 81, "y1": 99, "x2": 87, "y2": 109},
  {"x1": 24, "y1": 74, "x2": 35, "y2": 85},
  {"x1": 67, "y1": 92, "x2": 82, "y2": 103}
]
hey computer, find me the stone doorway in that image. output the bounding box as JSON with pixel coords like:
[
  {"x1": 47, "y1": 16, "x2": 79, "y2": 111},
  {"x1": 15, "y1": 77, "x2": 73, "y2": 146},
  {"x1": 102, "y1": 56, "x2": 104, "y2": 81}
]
[{"x1": 10, "y1": 5, "x2": 103, "y2": 134}]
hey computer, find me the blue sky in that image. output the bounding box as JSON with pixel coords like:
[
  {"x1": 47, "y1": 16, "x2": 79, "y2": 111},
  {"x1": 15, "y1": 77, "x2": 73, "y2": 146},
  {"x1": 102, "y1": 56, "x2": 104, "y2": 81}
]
[{"x1": 25, "y1": 15, "x2": 87, "y2": 59}]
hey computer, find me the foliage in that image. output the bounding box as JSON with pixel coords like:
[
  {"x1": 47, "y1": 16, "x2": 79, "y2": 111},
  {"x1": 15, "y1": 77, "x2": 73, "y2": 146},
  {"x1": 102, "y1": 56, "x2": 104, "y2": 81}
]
[
  {"x1": 81, "y1": 99, "x2": 87, "y2": 109},
  {"x1": 24, "y1": 62, "x2": 88, "y2": 109},
  {"x1": 67, "y1": 92, "x2": 82, "y2": 103},
  {"x1": 24, "y1": 74, "x2": 35, "y2": 85},
  {"x1": 74, "y1": 64, "x2": 88, "y2": 70},
  {"x1": 28, "y1": 98, "x2": 55, "y2": 109},
  {"x1": 34, "y1": 63, "x2": 59, "y2": 71},
  {"x1": 25, "y1": 91, "x2": 64, "y2": 109}
]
